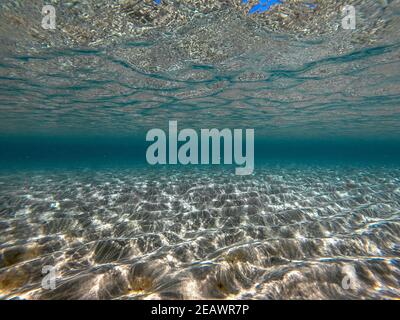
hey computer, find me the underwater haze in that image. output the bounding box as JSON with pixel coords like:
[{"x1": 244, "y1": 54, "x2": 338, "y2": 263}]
[{"x1": 0, "y1": 0, "x2": 400, "y2": 299}]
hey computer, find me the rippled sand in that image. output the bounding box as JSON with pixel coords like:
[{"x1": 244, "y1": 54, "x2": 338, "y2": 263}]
[{"x1": 0, "y1": 166, "x2": 399, "y2": 300}]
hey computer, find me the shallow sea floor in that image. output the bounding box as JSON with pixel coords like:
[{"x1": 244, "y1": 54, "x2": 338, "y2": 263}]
[{"x1": 0, "y1": 166, "x2": 399, "y2": 300}]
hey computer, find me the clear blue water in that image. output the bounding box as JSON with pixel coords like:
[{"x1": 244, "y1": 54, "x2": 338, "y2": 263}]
[{"x1": 0, "y1": 0, "x2": 400, "y2": 300}]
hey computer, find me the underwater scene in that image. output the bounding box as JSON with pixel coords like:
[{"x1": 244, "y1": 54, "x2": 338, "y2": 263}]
[{"x1": 0, "y1": 0, "x2": 400, "y2": 300}]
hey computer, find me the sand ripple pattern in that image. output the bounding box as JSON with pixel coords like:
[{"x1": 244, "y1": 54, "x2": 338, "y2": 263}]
[{"x1": 0, "y1": 166, "x2": 399, "y2": 299}]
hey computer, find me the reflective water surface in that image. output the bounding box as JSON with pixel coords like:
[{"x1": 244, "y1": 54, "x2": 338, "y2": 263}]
[{"x1": 0, "y1": 0, "x2": 400, "y2": 138}]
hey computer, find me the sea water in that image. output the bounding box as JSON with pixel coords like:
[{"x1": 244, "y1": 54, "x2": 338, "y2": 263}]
[{"x1": 0, "y1": 0, "x2": 399, "y2": 299}]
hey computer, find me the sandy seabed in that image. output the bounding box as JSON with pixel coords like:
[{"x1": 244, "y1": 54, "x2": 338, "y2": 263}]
[{"x1": 0, "y1": 166, "x2": 399, "y2": 300}]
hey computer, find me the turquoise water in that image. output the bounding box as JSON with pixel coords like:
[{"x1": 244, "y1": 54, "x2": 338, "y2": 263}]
[
  {"x1": 0, "y1": 0, "x2": 400, "y2": 300},
  {"x1": 1, "y1": 41, "x2": 400, "y2": 169}
]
